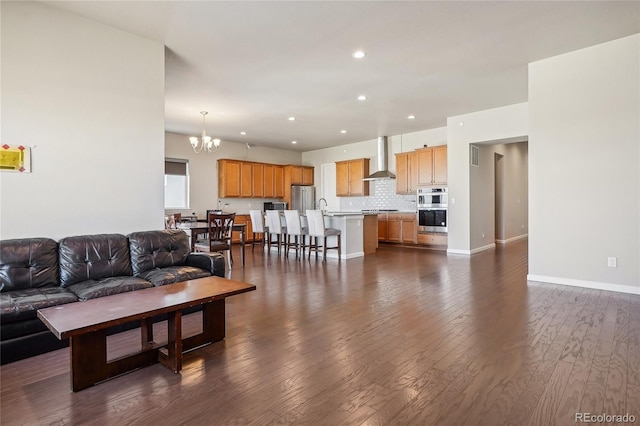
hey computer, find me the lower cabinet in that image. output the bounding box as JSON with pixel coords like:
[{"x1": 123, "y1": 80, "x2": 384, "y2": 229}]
[
  {"x1": 232, "y1": 215, "x2": 251, "y2": 243},
  {"x1": 417, "y1": 233, "x2": 448, "y2": 246},
  {"x1": 379, "y1": 213, "x2": 416, "y2": 244}
]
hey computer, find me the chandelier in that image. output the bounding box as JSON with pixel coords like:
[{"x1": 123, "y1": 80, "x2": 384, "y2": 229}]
[{"x1": 189, "y1": 111, "x2": 221, "y2": 153}]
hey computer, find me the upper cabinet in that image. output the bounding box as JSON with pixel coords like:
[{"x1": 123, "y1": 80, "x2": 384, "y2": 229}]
[
  {"x1": 416, "y1": 146, "x2": 447, "y2": 186},
  {"x1": 218, "y1": 159, "x2": 242, "y2": 198},
  {"x1": 395, "y1": 152, "x2": 418, "y2": 194},
  {"x1": 285, "y1": 165, "x2": 314, "y2": 185},
  {"x1": 252, "y1": 163, "x2": 264, "y2": 198},
  {"x1": 336, "y1": 158, "x2": 370, "y2": 197},
  {"x1": 218, "y1": 159, "x2": 290, "y2": 199},
  {"x1": 396, "y1": 146, "x2": 447, "y2": 193}
]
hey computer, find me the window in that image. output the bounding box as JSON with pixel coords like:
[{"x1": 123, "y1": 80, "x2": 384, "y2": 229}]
[{"x1": 164, "y1": 159, "x2": 189, "y2": 208}]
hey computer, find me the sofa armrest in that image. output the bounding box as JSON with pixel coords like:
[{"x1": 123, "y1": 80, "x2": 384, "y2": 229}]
[{"x1": 186, "y1": 252, "x2": 225, "y2": 277}]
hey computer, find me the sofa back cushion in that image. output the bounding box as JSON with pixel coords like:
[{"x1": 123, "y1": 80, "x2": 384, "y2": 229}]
[
  {"x1": 128, "y1": 230, "x2": 190, "y2": 276},
  {"x1": 0, "y1": 238, "x2": 59, "y2": 292},
  {"x1": 59, "y1": 234, "x2": 133, "y2": 288}
]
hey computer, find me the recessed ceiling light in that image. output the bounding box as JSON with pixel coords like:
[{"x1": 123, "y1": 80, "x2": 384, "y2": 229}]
[
  {"x1": 352, "y1": 50, "x2": 366, "y2": 59},
  {"x1": 240, "y1": 131, "x2": 246, "y2": 135},
  {"x1": 357, "y1": 95, "x2": 367, "y2": 101},
  {"x1": 340, "y1": 130, "x2": 347, "y2": 134},
  {"x1": 459, "y1": 121, "x2": 464, "y2": 126},
  {"x1": 291, "y1": 140, "x2": 297, "y2": 144},
  {"x1": 288, "y1": 116, "x2": 296, "y2": 121},
  {"x1": 408, "y1": 115, "x2": 416, "y2": 120}
]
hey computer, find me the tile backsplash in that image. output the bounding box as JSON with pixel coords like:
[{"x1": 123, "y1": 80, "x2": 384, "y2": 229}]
[{"x1": 339, "y1": 179, "x2": 416, "y2": 211}]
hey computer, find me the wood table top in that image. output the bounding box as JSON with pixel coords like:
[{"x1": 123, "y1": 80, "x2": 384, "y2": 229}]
[{"x1": 37, "y1": 276, "x2": 256, "y2": 339}]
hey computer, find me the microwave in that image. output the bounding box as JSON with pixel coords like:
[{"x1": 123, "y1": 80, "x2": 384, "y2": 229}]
[{"x1": 264, "y1": 201, "x2": 287, "y2": 211}]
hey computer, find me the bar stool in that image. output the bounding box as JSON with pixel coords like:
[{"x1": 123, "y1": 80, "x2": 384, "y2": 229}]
[
  {"x1": 249, "y1": 210, "x2": 268, "y2": 252},
  {"x1": 283, "y1": 210, "x2": 308, "y2": 260},
  {"x1": 306, "y1": 210, "x2": 341, "y2": 262},
  {"x1": 265, "y1": 210, "x2": 287, "y2": 256}
]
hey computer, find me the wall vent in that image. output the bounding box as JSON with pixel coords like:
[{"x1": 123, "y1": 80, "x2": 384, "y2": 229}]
[{"x1": 470, "y1": 145, "x2": 480, "y2": 167}]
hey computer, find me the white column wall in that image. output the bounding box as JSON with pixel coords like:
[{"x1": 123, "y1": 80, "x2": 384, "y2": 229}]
[
  {"x1": 528, "y1": 34, "x2": 639, "y2": 294},
  {"x1": 0, "y1": 2, "x2": 165, "y2": 239}
]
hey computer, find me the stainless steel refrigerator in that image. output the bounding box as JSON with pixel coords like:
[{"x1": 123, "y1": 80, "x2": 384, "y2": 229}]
[{"x1": 291, "y1": 185, "x2": 315, "y2": 215}]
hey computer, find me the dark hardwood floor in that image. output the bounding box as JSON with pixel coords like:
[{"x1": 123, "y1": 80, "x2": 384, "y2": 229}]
[{"x1": 1, "y1": 240, "x2": 639, "y2": 425}]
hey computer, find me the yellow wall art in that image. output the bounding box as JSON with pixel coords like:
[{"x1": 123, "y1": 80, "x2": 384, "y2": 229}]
[{"x1": 0, "y1": 144, "x2": 31, "y2": 173}]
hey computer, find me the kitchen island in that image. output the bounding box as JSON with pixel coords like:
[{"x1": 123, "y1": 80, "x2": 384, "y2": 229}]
[{"x1": 323, "y1": 212, "x2": 378, "y2": 259}]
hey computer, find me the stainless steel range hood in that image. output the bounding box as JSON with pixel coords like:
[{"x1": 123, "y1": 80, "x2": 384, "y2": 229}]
[{"x1": 363, "y1": 136, "x2": 396, "y2": 180}]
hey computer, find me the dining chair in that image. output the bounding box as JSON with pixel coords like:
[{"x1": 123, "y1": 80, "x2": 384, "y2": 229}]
[
  {"x1": 265, "y1": 210, "x2": 287, "y2": 256},
  {"x1": 249, "y1": 210, "x2": 268, "y2": 252},
  {"x1": 306, "y1": 210, "x2": 341, "y2": 262},
  {"x1": 283, "y1": 210, "x2": 308, "y2": 260},
  {"x1": 194, "y1": 212, "x2": 235, "y2": 269}
]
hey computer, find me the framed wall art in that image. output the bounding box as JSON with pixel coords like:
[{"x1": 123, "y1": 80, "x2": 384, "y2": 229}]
[{"x1": 0, "y1": 144, "x2": 31, "y2": 173}]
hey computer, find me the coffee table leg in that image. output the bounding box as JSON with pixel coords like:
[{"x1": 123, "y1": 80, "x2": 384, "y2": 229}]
[
  {"x1": 165, "y1": 310, "x2": 183, "y2": 373},
  {"x1": 203, "y1": 299, "x2": 225, "y2": 342},
  {"x1": 70, "y1": 330, "x2": 107, "y2": 392},
  {"x1": 141, "y1": 317, "x2": 154, "y2": 348}
]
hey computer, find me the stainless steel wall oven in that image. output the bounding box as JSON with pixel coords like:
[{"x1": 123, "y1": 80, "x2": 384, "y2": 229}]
[{"x1": 417, "y1": 187, "x2": 448, "y2": 233}]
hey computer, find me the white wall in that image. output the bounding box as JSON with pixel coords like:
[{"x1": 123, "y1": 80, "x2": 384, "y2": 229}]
[
  {"x1": 0, "y1": 2, "x2": 165, "y2": 239},
  {"x1": 528, "y1": 34, "x2": 639, "y2": 294},
  {"x1": 164, "y1": 132, "x2": 302, "y2": 216},
  {"x1": 447, "y1": 103, "x2": 529, "y2": 254}
]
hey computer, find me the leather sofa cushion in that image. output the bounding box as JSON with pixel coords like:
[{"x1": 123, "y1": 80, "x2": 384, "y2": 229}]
[
  {"x1": 1, "y1": 317, "x2": 50, "y2": 341},
  {"x1": 66, "y1": 276, "x2": 152, "y2": 301},
  {"x1": 59, "y1": 234, "x2": 133, "y2": 288},
  {"x1": 0, "y1": 287, "x2": 78, "y2": 324},
  {"x1": 128, "y1": 230, "x2": 190, "y2": 276},
  {"x1": 137, "y1": 266, "x2": 211, "y2": 287},
  {"x1": 0, "y1": 238, "x2": 59, "y2": 291}
]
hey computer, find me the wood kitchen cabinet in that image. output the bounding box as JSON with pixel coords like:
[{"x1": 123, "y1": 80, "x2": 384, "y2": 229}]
[
  {"x1": 218, "y1": 159, "x2": 242, "y2": 198},
  {"x1": 336, "y1": 158, "x2": 370, "y2": 197},
  {"x1": 286, "y1": 165, "x2": 314, "y2": 185},
  {"x1": 274, "y1": 166, "x2": 285, "y2": 197},
  {"x1": 252, "y1": 163, "x2": 264, "y2": 197},
  {"x1": 218, "y1": 159, "x2": 253, "y2": 198},
  {"x1": 219, "y1": 160, "x2": 289, "y2": 199},
  {"x1": 240, "y1": 162, "x2": 253, "y2": 197},
  {"x1": 263, "y1": 164, "x2": 275, "y2": 197},
  {"x1": 382, "y1": 213, "x2": 416, "y2": 244},
  {"x1": 378, "y1": 213, "x2": 388, "y2": 242},
  {"x1": 416, "y1": 146, "x2": 447, "y2": 186},
  {"x1": 417, "y1": 232, "x2": 448, "y2": 247},
  {"x1": 232, "y1": 214, "x2": 251, "y2": 243},
  {"x1": 395, "y1": 152, "x2": 418, "y2": 194}
]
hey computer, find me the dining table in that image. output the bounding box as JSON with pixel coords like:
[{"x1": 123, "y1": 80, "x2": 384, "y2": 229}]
[{"x1": 178, "y1": 221, "x2": 246, "y2": 267}]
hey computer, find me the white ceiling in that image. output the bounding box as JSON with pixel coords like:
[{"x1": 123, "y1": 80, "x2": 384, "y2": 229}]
[{"x1": 44, "y1": 1, "x2": 640, "y2": 152}]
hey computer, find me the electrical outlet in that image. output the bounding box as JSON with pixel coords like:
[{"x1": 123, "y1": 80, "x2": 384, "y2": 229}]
[
  {"x1": 482, "y1": 233, "x2": 485, "y2": 238},
  {"x1": 608, "y1": 257, "x2": 617, "y2": 268},
  {"x1": 451, "y1": 198, "x2": 456, "y2": 204}
]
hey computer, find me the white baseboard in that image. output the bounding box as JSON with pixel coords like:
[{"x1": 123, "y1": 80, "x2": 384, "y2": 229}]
[
  {"x1": 324, "y1": 251, "x2": 364, "y2": 260},
  {"x1": 447, "y1": 243, "x2": 495, "y2": 256},
  {"x1": 527, "y1": 274, "x2": 640, "y2": 295},
  {"x1": 447, "y1": 249, "x2": 471, "y2": 255},
  {"x1": 496, "y1": 233, "x2": 528, "y2": 244}
]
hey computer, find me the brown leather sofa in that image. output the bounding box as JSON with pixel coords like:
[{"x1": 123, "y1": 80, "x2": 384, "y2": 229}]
[{"x1": 0, "y1": 229, "x2": 224, "y2": 364}]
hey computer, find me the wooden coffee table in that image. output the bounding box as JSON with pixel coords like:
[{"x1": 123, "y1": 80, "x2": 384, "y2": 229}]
[{"x1": 37, "y1": 276, "x2": 256, "y2": 391}]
